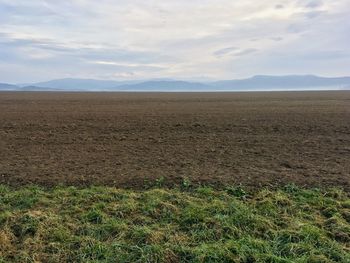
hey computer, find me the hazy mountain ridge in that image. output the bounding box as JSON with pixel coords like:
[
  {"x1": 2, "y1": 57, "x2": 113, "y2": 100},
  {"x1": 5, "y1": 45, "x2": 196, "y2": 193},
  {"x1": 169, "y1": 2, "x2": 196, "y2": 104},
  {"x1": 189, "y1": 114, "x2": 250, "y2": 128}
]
[
  {"x1": 0, "y1": 83, "x2": 20, "y2": 91},
  {"x1": 211, "y1": 75, "x2": 350, "y2": 90},
  {"x1": 113, "y1": 80, "x2": 212, "y2": 91},
  {"x1": 31, "y1": 78, "x2": 142, "y2": 90},
  {"x1": 1, "y1": 75, "x2": 350, "y2": 91}
]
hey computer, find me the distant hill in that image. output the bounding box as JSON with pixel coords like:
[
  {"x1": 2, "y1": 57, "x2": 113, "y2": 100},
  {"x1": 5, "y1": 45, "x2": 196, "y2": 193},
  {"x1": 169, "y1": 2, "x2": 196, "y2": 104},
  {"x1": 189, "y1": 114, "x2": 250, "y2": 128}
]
[
  {"x1": 0, "y1": 83, "x2": 19, "y2": 91},
  {"x1": 211, "y1": 75, "x2": 350, "y2": 91},
  {"x1": 31, "y1": 78, "x2": 141, "y2": 91},
  {"x1": 1, "y1": 75, "x2": 350, "y2": 92},
  {"x1": 29, "y1": 75, "x2": 350, "y2": 91},
  {"x1": 114, "y1": 80, "x2": 212, "y2": 91},
  {"x1": 19, "y1": 86, "x2": 61, "y2": 91}
]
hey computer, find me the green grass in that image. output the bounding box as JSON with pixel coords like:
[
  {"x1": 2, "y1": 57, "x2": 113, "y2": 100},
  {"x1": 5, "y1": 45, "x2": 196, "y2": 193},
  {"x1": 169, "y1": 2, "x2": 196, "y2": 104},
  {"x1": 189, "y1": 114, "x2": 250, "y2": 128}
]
[{"x1": 0, "y1": 185, "x2": 349, "y2": 262}]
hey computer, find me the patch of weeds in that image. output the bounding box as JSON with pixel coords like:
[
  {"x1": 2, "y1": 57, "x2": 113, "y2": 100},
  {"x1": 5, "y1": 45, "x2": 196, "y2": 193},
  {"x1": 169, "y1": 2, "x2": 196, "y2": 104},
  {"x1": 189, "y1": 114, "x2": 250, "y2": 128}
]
[
  {"x1": 325, "y1": 217, "x2": 350, "y2": 243},
  {"x1": 79, "y1": 238, "x2": 110, "y2": 261},
  {"x1": 12, "y1": 251, "x2": 34, "y2": 263},
  {"x1": 341, "y1": 209, "x2": 350, "y2": 223},
  {"x1": 0, "y1": 185, "x2": 9, "y2": 194},
  {"x1": 141, "y1": 195, "x2": 178, "y2": 221},
  {"x1": 180, "y1": 203, "x2": 208, "y2": 227},
  {"x1": 225, "y1": 185, "x2": 247, "y2": 199},
  {"x1": 306, "y1": 254, "x2": 332, "y2": 263},
  {"x1": 341, "y1": 199, "x2": 350, "y2": 209},
  {"x1": 93, "y1": 218, "x2": 128, "y2": 241},
  {"x1": 324, "y1": 188, "x2": 346, "y2": 199},
  {"x1": 234, "y1": 237, "x2": 270, "y2": 262},
  {"x1": 83, "y1": 209, "x2": 104, "y2": 224},
  {"x1": 273, "y1": 191, "x2": 293, "y2": 207},
  {"x1": 114, "y1": 197, "x2": 138, "y2": 218},
  {"x1": 0, "y1": 230, "x2": 13, "y2": 253},
  {"x1": 155, "y1": 176, "x2": 165, "y2": 188},
  {"x1": 10, "y1": 214, "x2": 39, "y2": 239},
  {"x1": 196, "y1": 186, "x2": 215, "y2": 197},
  {"x1": 254, "y1": 198, "x2": 278, "y2": 217},
  {"x1": 193, "y1": 242, "x2": 237, "y2": 262},
  {"x1": 283, "y1": 183, "x2": 300, "y2": 194},
  {"x1": 119, "y1": 243, "x2": 163, "y2": 262},
  {"x1": 181, "y1": 177, "x2": 192, "y2": 189},
  {"x1": 4, "y1": 188, "x2": 41, "y2": 210},
  {"x1": 321, "y1": 206, "x2": 338, "y2": 218},
  {"x1": 0, "y1": 211, "x2": 11, "y2": 227},
  {"x1": 143, "y1": 179, "x2": 153, "y2": 189},
  {"x1": 128, "y1": 225, "x2": 152, "y2": 244},
  {"x1": 48, "y1": 226, "x2": 72, "y2": 243}
]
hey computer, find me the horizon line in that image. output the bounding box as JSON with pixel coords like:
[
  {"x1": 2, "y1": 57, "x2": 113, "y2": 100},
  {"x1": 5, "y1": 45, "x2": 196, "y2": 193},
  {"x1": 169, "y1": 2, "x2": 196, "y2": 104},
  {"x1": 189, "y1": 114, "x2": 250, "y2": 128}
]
[{"x1": 2, "y1": 73, "x2": 350, "y2": 85}]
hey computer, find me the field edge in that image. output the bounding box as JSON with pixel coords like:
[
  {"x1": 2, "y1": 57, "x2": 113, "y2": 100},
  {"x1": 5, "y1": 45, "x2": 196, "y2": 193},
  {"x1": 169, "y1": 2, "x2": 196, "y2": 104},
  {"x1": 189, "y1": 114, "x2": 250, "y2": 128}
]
[{"x1": 1, "y1": 184, "x2": 349, "y2": 262}]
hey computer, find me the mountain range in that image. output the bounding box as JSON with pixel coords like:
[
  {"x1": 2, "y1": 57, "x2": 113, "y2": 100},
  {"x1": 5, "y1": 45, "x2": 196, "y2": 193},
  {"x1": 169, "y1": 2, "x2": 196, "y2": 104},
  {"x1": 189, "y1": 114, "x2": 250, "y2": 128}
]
[{"x1": 1, "y1": 75, "x2": 350, "y2": 92}]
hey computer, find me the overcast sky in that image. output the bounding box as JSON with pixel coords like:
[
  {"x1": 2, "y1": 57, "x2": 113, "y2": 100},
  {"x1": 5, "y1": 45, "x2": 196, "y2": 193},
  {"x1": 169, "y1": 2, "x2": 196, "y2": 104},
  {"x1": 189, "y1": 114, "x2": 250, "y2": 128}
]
[{"x1": 0, "y1": 0, "x2": 349, "y2": 83}]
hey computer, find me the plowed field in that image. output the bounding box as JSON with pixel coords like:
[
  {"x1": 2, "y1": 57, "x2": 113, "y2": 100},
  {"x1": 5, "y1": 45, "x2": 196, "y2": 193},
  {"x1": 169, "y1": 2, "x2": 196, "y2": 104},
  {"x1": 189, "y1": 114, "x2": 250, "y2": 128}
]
[{"x1": 0, "y1": 91, "x2": 349, "y2": 190}]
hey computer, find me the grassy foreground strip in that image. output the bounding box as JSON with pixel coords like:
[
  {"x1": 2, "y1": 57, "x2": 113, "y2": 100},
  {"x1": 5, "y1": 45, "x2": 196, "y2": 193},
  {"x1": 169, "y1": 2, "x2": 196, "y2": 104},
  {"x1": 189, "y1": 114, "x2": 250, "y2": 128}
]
[{"x1": 0, "y1": 185, "x2": 349, "y2": 263}]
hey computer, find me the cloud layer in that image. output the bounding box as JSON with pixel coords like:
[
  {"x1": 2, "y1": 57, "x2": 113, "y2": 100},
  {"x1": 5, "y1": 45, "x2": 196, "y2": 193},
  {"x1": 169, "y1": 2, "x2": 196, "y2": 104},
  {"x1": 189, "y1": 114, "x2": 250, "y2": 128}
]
[{"x1": 0, "y1": 0, "x2": 349, "y2": 83}]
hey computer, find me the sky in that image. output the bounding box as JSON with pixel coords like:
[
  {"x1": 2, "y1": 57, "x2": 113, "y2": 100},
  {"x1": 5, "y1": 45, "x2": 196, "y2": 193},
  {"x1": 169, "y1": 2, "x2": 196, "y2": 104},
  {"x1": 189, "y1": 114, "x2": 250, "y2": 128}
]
[{"x1": 0, "y1": 0, "x2": 349, "y2": 83}]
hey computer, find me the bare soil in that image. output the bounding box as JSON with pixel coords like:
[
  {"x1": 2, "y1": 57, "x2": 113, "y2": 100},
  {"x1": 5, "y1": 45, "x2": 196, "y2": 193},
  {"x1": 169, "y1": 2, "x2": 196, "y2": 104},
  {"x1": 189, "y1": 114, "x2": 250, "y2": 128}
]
[{"x1": 0, "y1": 91, "x2": 349, "y2": 190}]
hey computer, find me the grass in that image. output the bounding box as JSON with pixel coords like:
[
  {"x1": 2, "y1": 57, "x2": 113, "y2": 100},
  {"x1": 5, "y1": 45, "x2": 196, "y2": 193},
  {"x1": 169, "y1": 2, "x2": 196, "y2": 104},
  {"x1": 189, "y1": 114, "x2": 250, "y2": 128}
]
[{"x1": 0, "y1": 184, "x2": 349, "y2": 262}]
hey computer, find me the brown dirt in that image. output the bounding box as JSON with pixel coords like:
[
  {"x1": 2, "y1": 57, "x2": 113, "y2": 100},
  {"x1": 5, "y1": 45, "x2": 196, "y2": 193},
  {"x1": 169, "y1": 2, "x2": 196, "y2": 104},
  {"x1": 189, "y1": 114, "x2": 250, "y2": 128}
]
[{"x1": 0, "y1": 91, "x2": 349, "y2": 190}]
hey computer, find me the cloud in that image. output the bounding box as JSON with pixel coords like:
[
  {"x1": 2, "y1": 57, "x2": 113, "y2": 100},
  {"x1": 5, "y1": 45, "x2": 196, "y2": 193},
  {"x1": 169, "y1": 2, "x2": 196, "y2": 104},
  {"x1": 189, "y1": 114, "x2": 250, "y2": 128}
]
[
  {"x1": 304, "y1": 10, "x2": 326, "y2": 19},
  {"x1": 275, "y1": 4, "x2": 284, "y2": 9},
  {"x1": 213, "y1": 47, "x2": 239, "y2": 57},
  {"x1": 214, "y1": 47, "x2": 258, "y2": 58},
  {"x1": 90, "y1": 60, "x2": 169, "y2": 69},
  {"x1": 304, "y1": 0, "x2": 323, "y2": 8},
  {"x1": 300, "y1": 50, "x2": 350, "y2": 60},
  {"x1": 270, "y1": 37, "x2": 283, "y2": 41},
  {"x1": 0, "y1": 0, "x2": 349, "y2": 83},
  {"x1": 233, "y1": 48, "x2": 259, "y2": 57}
]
